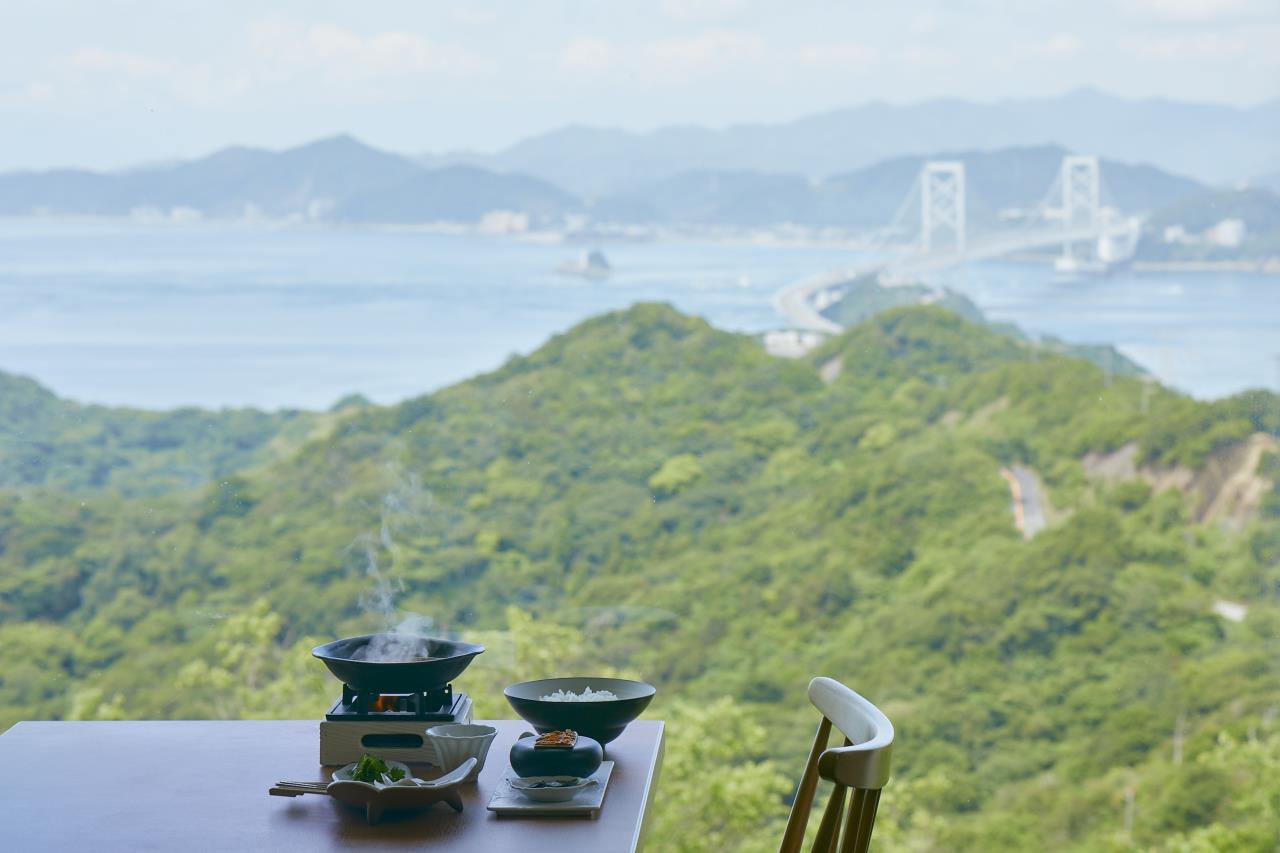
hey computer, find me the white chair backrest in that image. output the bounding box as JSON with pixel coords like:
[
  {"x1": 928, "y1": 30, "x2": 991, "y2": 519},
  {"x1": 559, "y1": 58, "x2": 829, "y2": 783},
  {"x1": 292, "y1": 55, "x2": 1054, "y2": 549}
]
[
  {"x1": 778, "y1": 677, "x2": 895, "y2": 853},
  {"x1": 808, "y1": 676, "x2": 894, "y2": 789}
]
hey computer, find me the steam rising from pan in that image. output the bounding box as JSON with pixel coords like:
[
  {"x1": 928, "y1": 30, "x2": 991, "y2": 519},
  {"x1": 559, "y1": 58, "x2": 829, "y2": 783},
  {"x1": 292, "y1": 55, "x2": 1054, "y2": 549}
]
[
  {"x1": 350, "y1": 620, "x2": 438, "y2": 662},
  {"x1": 348, "y1": 470, "x2": 439, "y2": 655}
]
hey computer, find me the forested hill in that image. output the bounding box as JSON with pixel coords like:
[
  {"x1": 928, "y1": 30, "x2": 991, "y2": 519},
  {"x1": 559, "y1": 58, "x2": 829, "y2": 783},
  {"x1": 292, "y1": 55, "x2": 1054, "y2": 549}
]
[
  {"x1": 0, "y1": 370, "x2": 332, "y2": 496},
  {"x1": 818, "y1": 274, "x2": 1152, "y2": 382},
  {"x1": 1, "y1": 304, "x2": 1277, "y2": 849}
]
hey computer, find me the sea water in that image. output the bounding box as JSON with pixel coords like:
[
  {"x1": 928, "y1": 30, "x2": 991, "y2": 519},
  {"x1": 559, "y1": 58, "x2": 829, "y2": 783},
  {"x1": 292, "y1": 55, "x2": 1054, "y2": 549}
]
[{"x1": 0, "y1": 218, "x2": 1276, "y2": 409}]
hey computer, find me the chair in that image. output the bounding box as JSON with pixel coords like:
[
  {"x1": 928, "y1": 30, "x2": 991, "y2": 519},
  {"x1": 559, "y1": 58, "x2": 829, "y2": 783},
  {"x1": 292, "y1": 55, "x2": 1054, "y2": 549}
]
[{"x1": 778, "y1": 677, "x2": 895, "y2": 853}]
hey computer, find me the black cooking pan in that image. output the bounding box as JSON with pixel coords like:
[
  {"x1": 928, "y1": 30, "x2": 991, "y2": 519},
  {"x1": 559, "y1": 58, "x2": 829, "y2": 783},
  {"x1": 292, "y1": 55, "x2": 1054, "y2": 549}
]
[{"x1": 312, "y1": 634, "x2": 485, "y2": 693}]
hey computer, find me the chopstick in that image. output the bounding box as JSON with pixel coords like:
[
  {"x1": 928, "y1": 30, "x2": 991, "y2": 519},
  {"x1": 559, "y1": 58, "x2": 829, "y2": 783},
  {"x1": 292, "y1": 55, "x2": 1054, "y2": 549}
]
[
  {"x1": 270, "y1": 781, "x2": 332, "y2": 797},
  {"x1": 270, "y1": 775, "x2": 431, "y2": 798}
]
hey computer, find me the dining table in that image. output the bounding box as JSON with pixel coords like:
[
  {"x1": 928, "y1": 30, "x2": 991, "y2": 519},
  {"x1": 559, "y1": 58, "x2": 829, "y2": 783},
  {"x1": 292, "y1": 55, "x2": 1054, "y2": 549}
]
[{"x1": 0, "y1": 718, "x2": 665, "y2": 852}]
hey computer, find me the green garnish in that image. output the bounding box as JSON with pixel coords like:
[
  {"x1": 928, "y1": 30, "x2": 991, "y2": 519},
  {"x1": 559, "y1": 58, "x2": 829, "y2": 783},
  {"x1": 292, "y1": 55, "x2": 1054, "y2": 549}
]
[{"x1": 350, "y1": 753, "x2": 406, "y2": 784}]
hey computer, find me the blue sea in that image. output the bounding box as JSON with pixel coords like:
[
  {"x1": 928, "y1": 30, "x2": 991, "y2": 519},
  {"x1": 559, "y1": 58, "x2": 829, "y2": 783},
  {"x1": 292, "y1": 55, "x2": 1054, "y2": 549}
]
[{"x1": 0, "y1": 219, "x2": 1276, "y2": 408}]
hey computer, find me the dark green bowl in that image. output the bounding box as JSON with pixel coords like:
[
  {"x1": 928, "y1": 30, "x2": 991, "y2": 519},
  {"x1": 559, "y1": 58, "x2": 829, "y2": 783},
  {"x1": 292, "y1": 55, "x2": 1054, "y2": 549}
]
[{"x1": 504, "y1": 677, "x2": 656, "y2": 746}]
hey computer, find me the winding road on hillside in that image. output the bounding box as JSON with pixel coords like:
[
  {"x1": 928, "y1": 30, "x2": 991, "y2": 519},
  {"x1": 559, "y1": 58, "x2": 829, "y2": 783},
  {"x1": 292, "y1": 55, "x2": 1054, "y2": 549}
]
[{"x1": 1002, "y1": 465, "x2": 1047, "y2": 539}]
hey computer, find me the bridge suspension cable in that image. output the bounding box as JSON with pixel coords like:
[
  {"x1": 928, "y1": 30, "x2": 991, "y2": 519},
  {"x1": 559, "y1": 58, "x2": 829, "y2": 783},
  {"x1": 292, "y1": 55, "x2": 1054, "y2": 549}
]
[{"x1": 772, "y1": 151, "x2": 1129, "y2": 334}]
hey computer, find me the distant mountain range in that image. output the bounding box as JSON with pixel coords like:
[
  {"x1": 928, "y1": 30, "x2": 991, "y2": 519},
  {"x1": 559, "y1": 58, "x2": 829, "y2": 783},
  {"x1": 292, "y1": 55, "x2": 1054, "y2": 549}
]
[
  {"x1": 1, "y1": 90, "x2": 1273, "y2": 228},
  {"x1": 0, "y1": 136, "x2": 411, "y2": 219},
  {"x1": 15, "y1": 96, "x2": 1280, "y2": 239},
  {"x1": 431, "y1": 89, "x2": 1280, "y2": 195},
  {"x1": 0, "y1": 135, "x2": 1216, "y2": 231},
  {"x1": 594, "y1": 145, "x2": 1205, "y2": 228},
  {"x1": 336, "y1": 163, "x2": 579, "y2": 224},
  {"x1": 0, "y1": 135, "x2": 575, "y2": 225}
]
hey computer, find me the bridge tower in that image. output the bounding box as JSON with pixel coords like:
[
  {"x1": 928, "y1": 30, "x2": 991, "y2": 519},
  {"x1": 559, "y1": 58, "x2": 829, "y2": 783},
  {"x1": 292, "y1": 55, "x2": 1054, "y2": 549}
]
[
  {"x1": 1061, "y1": 155, "x2": 1100, "y2": 230},
  {"x1": 1059, "y1": 155, "x2": 1100, "y2": 265},
  {"x1": 921, "y1": 161, "x2": 966, "y2": 255}
]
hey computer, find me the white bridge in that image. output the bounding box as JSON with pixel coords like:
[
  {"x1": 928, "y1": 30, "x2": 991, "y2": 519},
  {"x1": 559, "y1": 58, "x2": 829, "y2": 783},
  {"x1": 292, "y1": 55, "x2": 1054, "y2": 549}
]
[{"x1": 774, "y1": 154, "x2": 1141, "y2": 333}]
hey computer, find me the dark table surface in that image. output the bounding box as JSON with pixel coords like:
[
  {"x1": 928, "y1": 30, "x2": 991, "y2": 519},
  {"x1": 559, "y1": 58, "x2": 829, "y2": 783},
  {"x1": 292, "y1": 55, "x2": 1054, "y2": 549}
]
[{"x1": 0, "y1": 718, "x2": 664, "y2": 852}]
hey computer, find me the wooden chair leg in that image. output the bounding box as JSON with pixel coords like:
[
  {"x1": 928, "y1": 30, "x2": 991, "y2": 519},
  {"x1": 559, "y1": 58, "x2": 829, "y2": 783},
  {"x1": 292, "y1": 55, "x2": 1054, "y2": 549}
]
[
  {"x1": 779, "y1": 717, "x2": 832, "y2": 853},
  {"x1": 839, "y1": 789, "x2": 881, "y2": 853},
  {"x1": 812, "y1": 783, "x2": 847, "y2": 853}
]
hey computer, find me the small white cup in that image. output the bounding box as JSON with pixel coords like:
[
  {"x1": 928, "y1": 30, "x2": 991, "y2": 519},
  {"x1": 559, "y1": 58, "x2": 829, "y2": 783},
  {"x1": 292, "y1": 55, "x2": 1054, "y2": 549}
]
[{"x1": 426, "y1": 723, "x2": 497, "y2": 782}]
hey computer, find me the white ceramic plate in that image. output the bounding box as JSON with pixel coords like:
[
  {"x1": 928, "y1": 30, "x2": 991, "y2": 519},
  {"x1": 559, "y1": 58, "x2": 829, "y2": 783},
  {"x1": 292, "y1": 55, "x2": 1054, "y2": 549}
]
[
  {"x1": 508, "y1": 774, "x2": 599, "y2": 802},
  {"x1": 332, "y1": 759, "x2": 417, "y2": 788},
  {"x1": 488, "y1": 761, "x2": 614, "y2": 816},
  {"x1": 332, "y1": 757, "x2": 476, "y2": 790},
  {"x1": 327, "y1": 757, "x2": 478, "y2": 824}
]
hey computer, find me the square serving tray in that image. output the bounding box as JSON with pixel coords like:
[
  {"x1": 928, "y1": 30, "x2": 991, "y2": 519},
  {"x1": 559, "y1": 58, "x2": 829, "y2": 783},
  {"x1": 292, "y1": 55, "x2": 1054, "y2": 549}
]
[{"x1": 486, "y1": 761, "x2": 614, "y2": 817}]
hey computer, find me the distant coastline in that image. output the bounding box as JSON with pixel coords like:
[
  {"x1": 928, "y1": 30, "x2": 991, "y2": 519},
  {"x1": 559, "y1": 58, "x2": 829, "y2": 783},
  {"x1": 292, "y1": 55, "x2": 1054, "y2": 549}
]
[
  {"x1": 5, "y1": 213, "x2": 1279, "y2": 275},
  {"x1": 1132, "y1": 259, "x2": 1280, "y2": 274},
  {"x1": 4, "y1": 213, "x2": 1278, "y2": 275}
]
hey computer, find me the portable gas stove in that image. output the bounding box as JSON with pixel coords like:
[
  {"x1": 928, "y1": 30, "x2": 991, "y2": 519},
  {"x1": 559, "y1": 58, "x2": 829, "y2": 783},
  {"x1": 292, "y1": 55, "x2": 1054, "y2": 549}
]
[{"x1": 312, "y1": 634, "x2": 484, "y2": 766}]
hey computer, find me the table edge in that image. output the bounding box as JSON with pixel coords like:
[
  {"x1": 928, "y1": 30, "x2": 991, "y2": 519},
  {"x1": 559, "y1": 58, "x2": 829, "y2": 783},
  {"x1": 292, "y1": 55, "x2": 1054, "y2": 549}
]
[{"x1": 630, "y1": 720, "x2": 665, "y2": 853}]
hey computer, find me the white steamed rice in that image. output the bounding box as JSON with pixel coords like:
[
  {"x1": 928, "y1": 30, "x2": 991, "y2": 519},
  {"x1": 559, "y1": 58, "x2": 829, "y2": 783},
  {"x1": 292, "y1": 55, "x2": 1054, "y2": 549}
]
[{"x1": 538, "y1": 686, "x2": 619, "y2": 702}]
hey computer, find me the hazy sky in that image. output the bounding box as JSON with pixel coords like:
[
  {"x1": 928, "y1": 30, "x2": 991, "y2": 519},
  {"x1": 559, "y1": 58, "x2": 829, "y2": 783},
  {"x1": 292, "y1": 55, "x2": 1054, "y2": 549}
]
[{"x1": 2, "y1": 0, "x2": 1277, "y2": 170}]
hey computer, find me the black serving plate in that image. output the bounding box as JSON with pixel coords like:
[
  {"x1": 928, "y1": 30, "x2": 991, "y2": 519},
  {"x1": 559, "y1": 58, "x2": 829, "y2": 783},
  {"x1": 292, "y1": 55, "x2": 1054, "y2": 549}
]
[
  {"x1": 504, "y1": 677, "x2": 655, "y2": 746},
  {"x1": 312, "y1": 635, "x2": 484, "y2": 693}
]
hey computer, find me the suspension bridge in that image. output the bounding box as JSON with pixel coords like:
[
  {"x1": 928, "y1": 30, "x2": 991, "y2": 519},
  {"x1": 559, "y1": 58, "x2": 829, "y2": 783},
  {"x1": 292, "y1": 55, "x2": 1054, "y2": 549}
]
[{"x1": 774, "y1": 154, "x2": 1142, "y2": 333}]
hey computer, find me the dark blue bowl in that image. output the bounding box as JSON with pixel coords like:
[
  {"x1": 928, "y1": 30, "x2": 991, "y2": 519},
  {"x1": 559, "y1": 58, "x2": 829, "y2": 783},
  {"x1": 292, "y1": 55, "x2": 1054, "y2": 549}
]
[
  {"x1": 504, "y1": 677, "x2": 656, "y2": 746},
  {"x1": 509, "y1": 731, "x2": 603, "y2": 778}
]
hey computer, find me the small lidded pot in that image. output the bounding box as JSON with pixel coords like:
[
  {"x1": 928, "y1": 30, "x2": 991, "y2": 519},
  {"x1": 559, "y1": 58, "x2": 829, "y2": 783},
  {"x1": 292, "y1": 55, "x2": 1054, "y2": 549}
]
[{"x1": 509, "y1": 730, "x2": 602, "y2": 779}]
